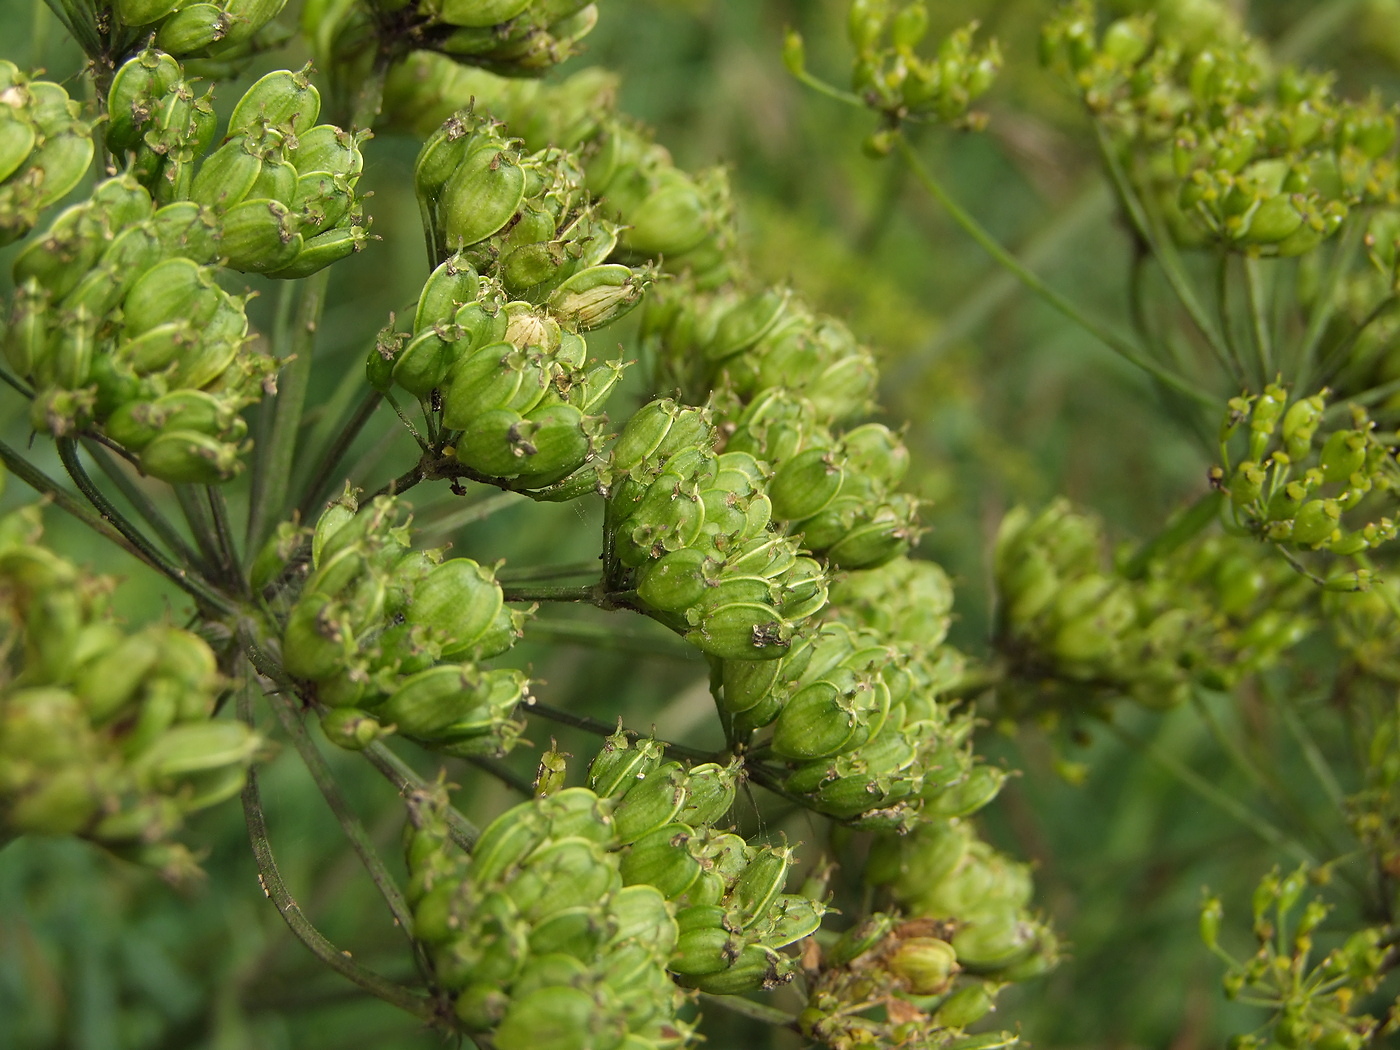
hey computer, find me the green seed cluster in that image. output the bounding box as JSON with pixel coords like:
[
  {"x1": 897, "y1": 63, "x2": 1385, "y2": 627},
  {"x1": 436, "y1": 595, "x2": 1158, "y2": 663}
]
[
  {"x1": 0, "y1": 495, "x2": 259, "y2": 880},
  {"x1": 607, "y1": 399, "x2": 830, "y2": 661},
  {"x1": 373, "y1": 251, "x2": 624, "y2": 490},
  {"x1": 176, "y1": 66, "x2": 369, "y2": 278},
  {"x1": 0, "y1": 62, "x2": 94, "y2": 247},
  {"x1": 280, "y1": 495, "x2": 528, "y2": 756},
  {"x1": 107, "y1": 49, "x2": 217, "y2": 205},
  {"x1": 385, "y1": 60, "x2": 737, "y2": 287},
  {"x1": 588, "y1": 732, "x2": 825, "y2": 995},
  {"x1": 112, "y1": 0, "x2": 287, "y2": 58},
  {"x1": 307, "y1": 0, "x2": 598, "y2": 102},
  {"x1": 6, "y1": 176, "x2": 274, "y2": 482},
  {"x1": 843, "y1": 3, "x2": 1001, "y2": 129},
  {"x1": 719, "y1": 557, "x2": 984, "y2": 830},
  {"x1": 994, "y1": 500, "x2": 1313, "y2": 715},
  {"x1": 405, "y1": 782, "x2": 693, "y2": 1048},
  {"x1": 868, "y1": 819, "x2": 1058, "y2": 984},
  {"x1": 1214, "y1": 384, "x2": 1400, "y2": 554},
  {"x1": 1043, "y1": 0, "x2": 1400, "y2": 255},
  {"x1": 1201, "y1": 869, "x2": 1389, "y2": 1050},
  {"x1": 801, "y1": 914, "x2": 998, "y2": 1049},
  {"x1": 726, "y1": 388, "x2": 920, "y2": 570}
]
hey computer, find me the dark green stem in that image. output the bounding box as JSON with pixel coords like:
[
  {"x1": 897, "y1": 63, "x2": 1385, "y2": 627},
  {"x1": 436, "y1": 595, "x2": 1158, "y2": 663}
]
[
  {"x1": 523, "y1": 618, "x2": 698, "y2": 661},
  {"x1": 173, "y1": 483, "x2": 224, "y2": 578},
  {"x1": 53, "y1": 437, "x2": 233, "y2": 613},
  {"x1": 898, "y1": 133, "x2": 1219, "y2": 409},
  {"x1": 462, "y1": 755, "x2": 535, "y2": 797},
  {"x1": 81, "y1": 439, "x2": 208, "y2": 573},
  {"x1": 500, "y1": 581, "x2": 606, "y2": 604},
  {"x1": 235, "y1": 682, "x2": 440, "y2": 1026},
  {"x1": 262, "y1": 687, "x2": 421, "y2": 961},
  {"x1": 359, "y1": 741, "x2": 480, "y2": 851},
  {"x1": 207, "y1": 486, "x2": 247, "y2": 597}
]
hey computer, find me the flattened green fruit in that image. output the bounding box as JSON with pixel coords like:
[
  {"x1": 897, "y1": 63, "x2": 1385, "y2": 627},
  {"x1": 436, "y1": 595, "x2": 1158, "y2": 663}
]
[
  {"x1": 406, "y1": 557, "x2": 503, "y2": 654},
  {"x1": 685, "y1": 601, "x2": 790, "y2": 660},
  {"x1": 437, "y1": 0, "x2": 533, "y2": 28},
  {"x1": 440, "y1": 147, "x2": 526, "y2": 248}
]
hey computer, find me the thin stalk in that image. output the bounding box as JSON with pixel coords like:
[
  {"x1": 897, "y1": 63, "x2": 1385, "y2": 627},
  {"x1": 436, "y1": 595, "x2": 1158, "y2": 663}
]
[
  {"x1": 786, "y1": 62, "x2": 866, "y2": 108},
  {"x1": 1092, "y1": 125, "x2": 1237, "y2": 382},
  {"x1": 1105, "y1": 720, "x2": 1317, "y2": 865},
  {"x1": 207, "y1": 486, "x2": 246, "y2": 597},
  {"x1": 81, "y1": 439, "x2": 207, "y2": 573},
  {"x1": 1216, "y1": 252, "x2": 1250, "y2": 385},
  {"x1": 173, "y1": 483, "x2": 224, "y2": 575},
  {"x1": 262, "y1": 687, "x2": 420, "y2": 956},
  {"x1": 0, "y1": 366, "x2": 34, "y2": 398},
  {"x1": 235, "y1": 683, "x2": 439, "y2": 1025},
  {"x1": 698, "y1": 992, "x2": 799, "y2": 1029},
  {"x1": 463, "y1": 755, "x2": 534, "y2": 796},
  {"x1": 1314, "y1": 294, "x2": 1397, "y2": 391},
  {"x1": 526, "y1": 701, "x2": 717, "y2": 764},
  {"x1": 1243, "y1": 255, "x2": 1275, "y2": 383},
  {"x1": 500, "y1": 581, "x2": 605, "y2": 604},
  {"x1": 248, "y1": 270, "x2": 330, "y2": 552},
  {"x1": 1294, "y1": 222, "x2": 1367, "y2": 392},
  {"x1": 370, "y1": 461, "x2": 427, "y2": 501},
  {"x1": 1275, "y1": 696, "x2": 1347, "y2": 813},
  {"x1": 295, "y1": 389, "x2": 383, "y2": 523},
  {"x1": 523, "y1": 618, "x2": 698, "y2": 661},
  {"x1": 417, "y1": 491, "x2": 521, "y2": 541},
  {"x1": 359, "y1": 741, "x2": 479, "y2": 851},
  {"x1": 53, "y1": 438, "x2": 233, "y2": 612},
  {"x1": 497, "y1": 560, "x2": 601, "y2": 583},
  {"x1": 897, "y1": 133, "x2": 1218, "y2": 409}
]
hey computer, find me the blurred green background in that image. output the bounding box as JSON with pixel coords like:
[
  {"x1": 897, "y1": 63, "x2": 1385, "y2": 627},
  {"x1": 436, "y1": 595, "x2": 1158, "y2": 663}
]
[{"x1": 2, "y1": 0, "x2": 1397, "y2": 1047}]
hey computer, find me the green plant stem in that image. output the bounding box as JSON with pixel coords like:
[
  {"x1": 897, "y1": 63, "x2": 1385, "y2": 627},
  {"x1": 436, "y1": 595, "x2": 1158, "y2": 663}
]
[
  {"x1": 500, "y1": 581, "x2": 606, "y2": 604},
  {"x1": 359, "y1": 740, "x2": 479, "y2": 851},
  {"x1": 1294, "y1": 222, "x2": 1367, "y2": 392},
  {"x1": 1216, "y1": 252, "x2": 1250, "y2": 385},
  {"x1": 1091, "y1": 125, "x2": 1238, "y2": 384},
  {"x1": 207, "y1": 486, "x2": 246, "y2": 597},
  {"x1": 295, "y1": 389, "x2": 382, "y2": 523},
  {"x1": 1274, "y1": 695, "x2": 1347, "y2": 814},
  {"x1": 698, "y1": 992, "x2": 799, "y2": 1029},
  {"x1": 173, "y1": 483, "x2": 224, "y2": 577},
  {"x1": 235, "y1": 682, "x2": 439, "y2": 1026},
  {"x1": 525, "y1": 701, "x2": 716, "y2": 763},
  {"x1": 1105, "y1": 720, "x2": 1317, "y2": 865},
  {"x1": 497, "y1": 560, "x2": 601, "y2": 583},
  {"x1": 1243, "y1": 255, "x2": 1275, "y2": 383},
  {"x1": 52, "y1": 437, "x2": 233, "y2": 613},
  {"x1": 1315, "y1": 294, "x2": 1397, "y2": 392},
  {"x1": 523, "y1": 618, "x2": 698, "y2": 661},
  {"x1": 81, "y1": 439, "x2": 208, "y2": 573},
  {"x1": 786, "y1": 61, "x2": 866, "y2": 108},
  {"x1": 897, "y1": 133, "x2": 1218, "y2": 409},
  {"x1": 248, "y1": 270, "x2": 330, "y2": 553},
  {"x1": 417, "y1": 490, "x2": 521, "y2": 542},
  {"x1": 262, "y1": 688, "x2": 420, "y2": 958}
]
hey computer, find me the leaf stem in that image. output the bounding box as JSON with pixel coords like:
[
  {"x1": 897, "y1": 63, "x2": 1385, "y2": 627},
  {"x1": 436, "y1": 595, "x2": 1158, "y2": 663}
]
[
  {"x1": 1105, "y1": 720, "x2": 1317, "y2": 865},
  {"x1": 80, "y1": 438, "x2": 208, "y2": 573},
  {"x1": 697, "y1": 992, "x2": 799, "y2": 1029},
  {"x1": 359, "y1": 740, "x2": 480, "y2": 851},
  {"x1": 897, "y1": 132, "x2": 1218, "y2": 409},
  {"x1": 207, "y1": 486, "x2": 247, "y2": 597}
]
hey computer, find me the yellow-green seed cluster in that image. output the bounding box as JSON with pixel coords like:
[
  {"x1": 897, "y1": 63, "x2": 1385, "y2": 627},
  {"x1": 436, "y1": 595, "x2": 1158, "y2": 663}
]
[
  {"x1": 1044, "y1": 0, "x2": 1400, "y2": 255},
  {"x1": 0, "y1": 63, "x2": 94, "y2": 247},
  {"x1": 1214, "y1": 384, "x2": 1400, "y2": 554},
  {"x1": 607, "y1": 399, "x2": 830, "y2": 661},
  {"x1": 0, "y1": 495, "x2": 258, "y2": 880},
  {"x1": 405, "y1": 782, "x2": 693, "y2": 1049},
  {"x1": 279, "y1": 495, "x2": 528, "y2": 756},
  {"x1": 6, "y1": 176, "x2": 272, "y2": 482}
]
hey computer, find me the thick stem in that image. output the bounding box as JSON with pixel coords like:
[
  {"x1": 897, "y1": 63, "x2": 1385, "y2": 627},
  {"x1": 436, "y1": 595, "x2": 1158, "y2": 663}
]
[
  {"x1": 500, "y1": 581, "x2": 606, "y2": 604},
  {"x1": 248, "y1": 270, "x2": 330, "y2": 553}
]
